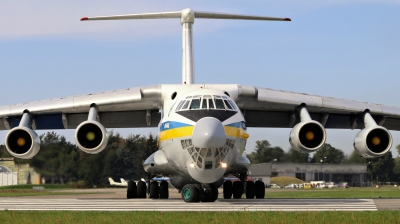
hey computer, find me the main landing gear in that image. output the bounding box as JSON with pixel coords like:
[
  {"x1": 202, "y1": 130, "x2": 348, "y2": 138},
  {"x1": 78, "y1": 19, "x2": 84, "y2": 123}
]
[
  {"x1": 181, "y1": 184, "x2": 219, "y2": 203},
  {"x1": 127, "y1": 180, "x2": 169, "y2": 199},
  {"x1": 222, "y1": 173, "x2": 265, "y2": 199}
]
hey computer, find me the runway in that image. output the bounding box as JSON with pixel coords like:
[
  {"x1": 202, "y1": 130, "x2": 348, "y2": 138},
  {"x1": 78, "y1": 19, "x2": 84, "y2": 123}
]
[{"x1": 0, "y1": 198, "x2": 377, "y2": 211}]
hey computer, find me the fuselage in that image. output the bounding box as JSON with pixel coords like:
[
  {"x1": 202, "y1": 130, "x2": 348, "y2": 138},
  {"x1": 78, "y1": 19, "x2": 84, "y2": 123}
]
[{"x1": 156, "y1": 89, "x2": 248, "y2": 184}]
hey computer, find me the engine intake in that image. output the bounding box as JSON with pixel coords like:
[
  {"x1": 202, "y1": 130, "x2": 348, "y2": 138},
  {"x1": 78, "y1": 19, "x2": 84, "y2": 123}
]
[
  {"x1": 354, "y1": 126, "x2": 392, "y2": 157},
  {"x1": 290, "y1": 121, "x2": 326, "y2": 153},
  {"x1": 5, "y1": 112, "x2": 40, "y2": 159},
  {"x1": 75, "y1": 105, "x2": 108, "y2": 154}
]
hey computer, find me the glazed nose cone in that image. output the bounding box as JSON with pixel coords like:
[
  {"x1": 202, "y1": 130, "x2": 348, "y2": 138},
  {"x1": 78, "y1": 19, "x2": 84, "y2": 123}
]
[{"x1": 192, "y1": 117, "x2": 226, "y2": 148}]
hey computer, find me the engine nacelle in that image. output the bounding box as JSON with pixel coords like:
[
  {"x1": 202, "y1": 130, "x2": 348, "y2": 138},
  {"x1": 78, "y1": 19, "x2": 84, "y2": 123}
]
[
  {"x1": 75, "y1": 120, "x2": 108, "y2": 154},
  {"x1": 289, "y1": 121, "x2": 326, "y2": 153},
  {"x1": 5, "y1": 126, "x2": 40, "y2": 159},
  {"x1": 354, "y1": 126, "x2": 392, "y2": 158}
]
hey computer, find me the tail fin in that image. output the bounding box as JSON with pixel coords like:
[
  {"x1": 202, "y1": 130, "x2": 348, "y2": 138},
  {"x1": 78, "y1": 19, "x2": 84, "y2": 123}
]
[
  {"x1": 108, "y1": 177, "x2": 115, "y2": 185},
  {"x1": 81, "y1": 8, "x2": 290, "y2": 85},
  {"x1": 120, "y1": 178, "x2": 126, "y2": 183}
]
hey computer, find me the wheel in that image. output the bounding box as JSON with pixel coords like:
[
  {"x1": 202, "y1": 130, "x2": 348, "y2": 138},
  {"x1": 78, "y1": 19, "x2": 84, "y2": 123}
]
[
  {"x1": 223, "y1": 181, "x2": 233, "y2": 199},
  {"x1": 246, "y1": 181, "x2": 255, "y2": 199},
  {"x1": 159, "y1": 180, "x2": 169, "y2": 199},
  {"x1": 181, "y1": 184, "x2": 198, "y2": 203},
  {"x1": 149, "y1": 181, "x2": 159, "y2": 199},
  {"x1": 210, "y1": 185, "x2": 219, "y2": 202},
  {"x1": 201, "y1": 186, "x2": 212, "y2": 202},
  {"x1": 127, "y1": 180, "x2": 137, "y2": 199},
  {"x1": 194, "y1": 184, "x2": 204, "y2": 202},
  {"x1": 137, "y1": 181, "x2": 147, "y2": 198},
  {"x1": 255, "y1": 181, "x2": 265, "y2": 199},
  {"x1": 232, "y1": 181, "x2": 243, "y2": 199}
]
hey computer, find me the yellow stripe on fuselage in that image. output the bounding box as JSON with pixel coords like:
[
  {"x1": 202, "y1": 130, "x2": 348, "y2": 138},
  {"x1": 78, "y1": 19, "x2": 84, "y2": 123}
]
[
  {"x1": 224, "y1": 126, "x2": 247, "y2": 139},
  {"x1": 159, "y1": 126, "x2": 194, "y2": 142},
  {"x1": 159, "y1": 125, "x2": 247, "y2": 142}
]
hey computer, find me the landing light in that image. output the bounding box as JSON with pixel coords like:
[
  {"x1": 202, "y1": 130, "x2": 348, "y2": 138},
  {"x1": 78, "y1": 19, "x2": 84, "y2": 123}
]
[
  {"x1": 221, "y1": 162, "x2": 227, "y2": 168},
  {"x1": 189, "y1": 163, "x2": 195, "y2": 168}
]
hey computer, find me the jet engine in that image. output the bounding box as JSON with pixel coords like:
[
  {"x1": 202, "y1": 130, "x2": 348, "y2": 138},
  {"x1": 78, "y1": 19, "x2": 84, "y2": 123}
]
[
  {"x1": 5, "y1": 112, "x2": 40, "y2": 159},
  {"x1": 289, "y1": 106, "x2": 326, "y2": 153},
  {"x1": 354, "y1": 112, "x2": 392, "y2": 158},
  {"x1": 75, "y1": 105, "x2": 108, "y2": 154},
  {"x1": 290, "y1": 120, "x2": 326, "y2": 153}
]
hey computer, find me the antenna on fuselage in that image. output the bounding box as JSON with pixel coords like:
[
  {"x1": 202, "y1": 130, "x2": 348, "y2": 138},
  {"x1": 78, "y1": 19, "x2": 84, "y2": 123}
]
[{"x1": 81, "y1": 8, "x2": 291, "y2": 85}]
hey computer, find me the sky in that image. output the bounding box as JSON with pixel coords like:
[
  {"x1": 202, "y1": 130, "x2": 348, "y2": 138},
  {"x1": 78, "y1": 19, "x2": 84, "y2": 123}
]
[{"x1": 1, "y1": 1, "x2": 400, "y2": 158}]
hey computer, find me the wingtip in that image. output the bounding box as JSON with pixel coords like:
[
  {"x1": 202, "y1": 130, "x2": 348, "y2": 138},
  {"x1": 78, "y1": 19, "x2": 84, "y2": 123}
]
[
  {"x1": 80, "y1": 17, "x2": 88, "y2": 21},
  {"x1": 284, "y1": 18, "x2": 291, "y2": 21}
]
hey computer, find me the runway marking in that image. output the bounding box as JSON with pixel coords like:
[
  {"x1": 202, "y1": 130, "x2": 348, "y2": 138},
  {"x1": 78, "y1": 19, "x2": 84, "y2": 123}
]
[{"x1": 0, "y1": 198, "x2": 377, "y2": 211}]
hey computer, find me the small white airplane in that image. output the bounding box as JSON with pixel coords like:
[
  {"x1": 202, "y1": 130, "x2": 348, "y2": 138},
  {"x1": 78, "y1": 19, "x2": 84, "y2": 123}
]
[
  {"x1": 1, "y1": 8, "x2": 398, "y2": 203},
  {"x1": 108, "y1": 177, "x2": 127, "y2": 187}
]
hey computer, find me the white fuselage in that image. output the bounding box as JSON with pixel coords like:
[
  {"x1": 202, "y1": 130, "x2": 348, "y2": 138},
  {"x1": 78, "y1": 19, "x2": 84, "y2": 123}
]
[{"x1": 157, "y1": 89, "x2": 248, "y2": 183}]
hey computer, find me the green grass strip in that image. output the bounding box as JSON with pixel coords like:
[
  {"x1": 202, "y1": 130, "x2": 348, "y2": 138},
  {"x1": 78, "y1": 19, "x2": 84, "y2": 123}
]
[
  {"x1": 266, "y1": 187, "x2": 400, "y2": 199},
  {"x1": 0, "y1": 211, "x2": 399, "y2": 224}
]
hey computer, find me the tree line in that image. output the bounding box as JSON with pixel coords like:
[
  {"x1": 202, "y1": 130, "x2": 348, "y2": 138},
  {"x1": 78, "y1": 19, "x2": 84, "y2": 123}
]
[
  {"x1": 247, "y1": 140, "x2": 400, "y2": 183},
  {"x1": 1, "y1": 132, "x2": 400, "y2": 186}
]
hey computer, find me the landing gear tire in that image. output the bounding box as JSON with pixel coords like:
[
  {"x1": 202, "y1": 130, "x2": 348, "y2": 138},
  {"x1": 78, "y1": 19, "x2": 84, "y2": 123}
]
[
  {"x1": 194, "y1": 184, "x2": 204, "y2": 202},
  {"x1": 182, "y1": 184, "x2": 198, "y2": 203},
  {"x1": 137, "y1": 181, "x2": 147, "y2": 198},
  {"x1": 223, "y1": 181, "x2": 233, "y2": 199},
  {"x1": 232, "y1": 181, "x2": 243, "y2": 199},
  {"x1": 210, "y1": 185, "x2": 219, "y2": 202},
  {"x1": 246, "y1": 181, "x2": 255, "y2": 199},
  {"x1": 159, "y1": 180, "x2": 169, "y2": 199},
  {"x1": 149, "y1": 181, "x2": 160, "y2": 199},
  {"x1": 255, "y1": 181, "x2": 265, "y2": 199},
  {"x1": 127, "y1": 180, "x2": 137, "y2": 199}
]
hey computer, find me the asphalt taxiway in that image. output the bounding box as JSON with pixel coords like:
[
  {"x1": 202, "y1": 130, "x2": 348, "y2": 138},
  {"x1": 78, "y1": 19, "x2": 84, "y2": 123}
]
[{"x1": 0, "y1": 188, "x2": 397, "y2": 211}]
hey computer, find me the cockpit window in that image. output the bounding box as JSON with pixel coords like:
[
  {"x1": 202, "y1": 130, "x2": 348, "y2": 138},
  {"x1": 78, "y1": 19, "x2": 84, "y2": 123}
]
[
  {"x1": 190, "y1": 98, "x2": 201, "y2": 109},
  {"x1": 215, "y1": 98, "x2": 225, "y2": 109},
  {"x1": 224, "y1": 100, "x2": 233, "y2": 110},
  {"x1": 181, "y1": 100, "x2": 190, "y2": 110},
  {"x1": 175, "y1": 95, "x2": 238, "y2": 111}
]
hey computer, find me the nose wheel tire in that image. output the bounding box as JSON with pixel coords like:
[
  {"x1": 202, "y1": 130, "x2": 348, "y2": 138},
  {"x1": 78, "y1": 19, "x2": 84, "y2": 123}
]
[
  {"x1": 182, "y1": 184, "x2": 198, "y2": 203},
  {"x1": 255, "y1": 181, "x2": 265, "y2": 199},
  {"x1": 223, "y1": 181, "x2": 233, "y2": 199},
  {"x1": 127, "y1": 180, "x2": 137, "y2": 199}
]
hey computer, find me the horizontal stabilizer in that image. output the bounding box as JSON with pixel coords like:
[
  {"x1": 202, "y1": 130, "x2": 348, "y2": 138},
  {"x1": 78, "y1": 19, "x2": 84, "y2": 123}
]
[{"x1": 81, "y1": 8, "x2": 291, "y2": 22}]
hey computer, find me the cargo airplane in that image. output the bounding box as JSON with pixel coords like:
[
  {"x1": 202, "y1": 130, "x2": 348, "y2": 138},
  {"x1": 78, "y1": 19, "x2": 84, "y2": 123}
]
[{"x1": 1, "y1": 8, "x2": 398, "y2": 202}]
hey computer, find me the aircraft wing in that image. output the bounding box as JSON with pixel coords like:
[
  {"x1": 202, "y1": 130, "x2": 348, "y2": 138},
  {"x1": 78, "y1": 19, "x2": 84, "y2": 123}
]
[
  {"x1": 234, "y1": 85, "x2": 400, "y2": 131},
  {"x1": 0, "y1": 85, "x2": 163, "y2": 130}
]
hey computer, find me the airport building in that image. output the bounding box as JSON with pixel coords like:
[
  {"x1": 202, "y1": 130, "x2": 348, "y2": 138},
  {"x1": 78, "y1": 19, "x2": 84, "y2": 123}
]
[
  {"x1": 0, "y1": 158, "x2": 41, "y2": 186},
  {"x1": 250, "y1": 163, "x2": 368, "y2": 187}
]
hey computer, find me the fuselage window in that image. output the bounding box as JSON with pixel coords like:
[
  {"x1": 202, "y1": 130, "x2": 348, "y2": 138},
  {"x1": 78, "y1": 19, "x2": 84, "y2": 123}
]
[
  {"x1": 190, "y1": 99, "x2": 201, "y2": 109},
  {"x1": 224, "y1": 100, "x2": 233, "y2": 110},
  {"x1": 182, "y1": 100, "x2": 190, "y2": 110},
  {"x1": 215, "y1": 99, "x2": 225, "y2": 109},
  {"x1": 186, "y1": 96, "x2": 192, "y2": 99}
]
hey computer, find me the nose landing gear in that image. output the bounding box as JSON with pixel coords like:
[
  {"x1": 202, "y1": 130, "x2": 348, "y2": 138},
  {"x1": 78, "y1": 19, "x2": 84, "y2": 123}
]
[{"x1": 181, "y1": 184, "x2": 219, "y2": 203}]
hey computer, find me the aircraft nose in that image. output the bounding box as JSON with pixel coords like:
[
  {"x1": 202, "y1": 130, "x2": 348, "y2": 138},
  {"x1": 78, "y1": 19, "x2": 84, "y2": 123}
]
[{"x1": 192, "y1": 117, "x2": 226, "y2": 148}]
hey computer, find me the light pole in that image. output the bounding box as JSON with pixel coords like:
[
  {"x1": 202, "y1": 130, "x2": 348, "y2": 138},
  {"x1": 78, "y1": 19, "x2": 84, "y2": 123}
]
[{"x1": 320, "y1": 156, "x2": 326, "y2": 182}]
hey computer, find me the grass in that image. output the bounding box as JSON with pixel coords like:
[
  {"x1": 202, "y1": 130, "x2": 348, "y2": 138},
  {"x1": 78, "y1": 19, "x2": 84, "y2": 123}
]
[
  {"x1": 0, "y1": 184, "x2": 104, "y2": 197},
  {"x1": 0, "y1": 211, "x2": 399, "y2": 224},
  {"x1": 265, "y1": 187, "x2": 400, "y2": 199},
  {"x1": 0, "y1": 184, "x2": 70, "y2": 190}
]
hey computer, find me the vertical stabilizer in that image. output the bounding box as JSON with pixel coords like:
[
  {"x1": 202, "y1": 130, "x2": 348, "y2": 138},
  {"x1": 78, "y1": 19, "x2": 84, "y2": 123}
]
[{"x1": 81, "y1": 9, "x2": 291, "y2": 84}]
